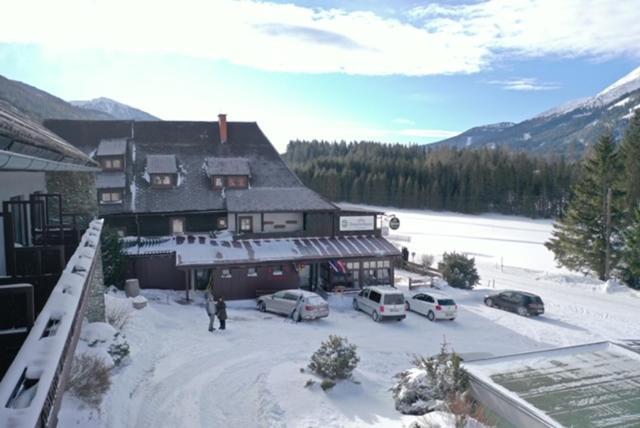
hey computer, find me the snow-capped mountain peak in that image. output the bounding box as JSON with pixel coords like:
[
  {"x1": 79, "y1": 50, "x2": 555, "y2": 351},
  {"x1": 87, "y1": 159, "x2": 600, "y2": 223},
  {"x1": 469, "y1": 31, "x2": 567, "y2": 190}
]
[
  {"x1": 70, "y1": 97, "x2": 160, "y2": 121},
  {"x1": 596, "y1": 65, "x2": 640, "y2": 103}
]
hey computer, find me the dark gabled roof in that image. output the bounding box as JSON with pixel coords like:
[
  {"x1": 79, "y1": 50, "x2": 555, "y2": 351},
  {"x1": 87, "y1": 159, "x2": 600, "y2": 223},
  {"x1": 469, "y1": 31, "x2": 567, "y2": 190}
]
[
  {"x1": 226, "y1": 187, "x2": 334, "y2": 212},
  {"x1": 96, "y1": 172, "x2": 126, "y2": 189},
  {"x1": 0, "y1": 100, "x2": 96, "y2": 167},
  {"x1": 96, "y1": 138, "x2": 127, "y2": 156},
  {"x1": 44, "y1": 119, "x2": 336, "y2": 215},
  {"x1": 204, "y1": 157, "x2": 250, "y2": 176},
  {"x1": 146, "y1": 154, "x2": 178, "y2": 174}
]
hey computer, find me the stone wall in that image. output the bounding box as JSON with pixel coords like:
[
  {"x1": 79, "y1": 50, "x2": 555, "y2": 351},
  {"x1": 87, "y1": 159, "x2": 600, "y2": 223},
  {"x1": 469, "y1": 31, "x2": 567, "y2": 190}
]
[{"x1": 47, "y1": 171, "x2": 104, "y2": 321}]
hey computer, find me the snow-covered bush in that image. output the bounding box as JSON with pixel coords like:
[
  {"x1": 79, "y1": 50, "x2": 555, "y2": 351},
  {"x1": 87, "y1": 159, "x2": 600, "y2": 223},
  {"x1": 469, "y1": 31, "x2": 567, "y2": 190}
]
[
  {"x1": 66, "y1": 354, "x2": 111, "y2": 408},
  {"x1": 308, "y1": 335, "x2": 359, "y2": 382},
  {"x1": 106, "y1": 301, "x2": 133, "y2": 331},
  {"x1": 107, "y1": 332, "x2": 130, "y2": 366},
  {"x1": 391, "y1": 344, "x2": 469, "y2": 415},
  {"x1": 438, "y1": 252, "x2": 480, "y2": 289},
  {"x1": 421, "y1": 254, "x2": 435, "y2": 269}
]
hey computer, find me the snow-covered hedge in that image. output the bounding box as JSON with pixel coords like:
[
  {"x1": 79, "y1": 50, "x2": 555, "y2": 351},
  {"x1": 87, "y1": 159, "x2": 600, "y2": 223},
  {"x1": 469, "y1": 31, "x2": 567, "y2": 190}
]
[
  {"x1": 308, "y1": 335, "x2": 359, "y2": 382},
  {"x1": 391, "y1": 344, "x2": 469, "y2": 415}
]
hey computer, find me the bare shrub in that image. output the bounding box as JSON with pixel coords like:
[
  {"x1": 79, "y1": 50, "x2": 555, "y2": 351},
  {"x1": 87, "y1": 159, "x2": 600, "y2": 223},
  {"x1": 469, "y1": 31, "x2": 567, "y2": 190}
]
[
  {"x1": 106, "y1": 303, "x2": 132, "y2": 331},
  {"x1": 66, "y1": 354, "x2": 111, "y2": 407},
  {"x1": 421, "y1": 254, "x2": 435, "y2": 269}
]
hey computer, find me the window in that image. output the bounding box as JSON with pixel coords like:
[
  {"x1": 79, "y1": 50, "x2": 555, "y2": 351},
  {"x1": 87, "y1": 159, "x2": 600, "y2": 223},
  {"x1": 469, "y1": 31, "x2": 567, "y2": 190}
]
[
  {"x1": 368, "y1": 290, "x2": 381, "y2": 303},
  {"x1": 284, "y1": 293, "x2": 299, "y2": 301},
  {"x1": 273, "y1": 265, "x2": 283, "y2": 276},
  {"x1": 213, "y1": 176, "x2": 224, "y2": 189},
  {"x1": 221, "y1": 269, "x2": 231, "y2": 278},
  {"x1": 273, "y1": 291, "x2": 286, "y2": 299},
  {"x1": 217, "y1": 217, "x2": 228, "y2": 230},
  {"x1": 239, "y1": 216, "x2": 253, "y2": 233},
  {"x1": 170, "y1": 218, "x2": 184, "y2": 234},
  {"x1": 101, "y1": 157, "x2": 123, "y2": 170},
  {"x1": 152, "y1": 174, "x2": 174, "y2": 187},
  {"x1": 384, "y1": 294, "x2": 404, "y2": 305},
  {"x1": 247, "y1": 267, "x2": 257, "y2": 277},
  {"x1": 227, "y1": 175, "x2": 248, "y2": 188},
  {"x1": 99, "y1": 190, "x2": 123, "y2": 204}
]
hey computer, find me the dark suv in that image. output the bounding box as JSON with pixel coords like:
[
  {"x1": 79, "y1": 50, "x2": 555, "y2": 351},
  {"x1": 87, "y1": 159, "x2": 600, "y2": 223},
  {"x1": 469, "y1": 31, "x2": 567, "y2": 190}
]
[{"x1": 484, "y1": 291, "x2": 544, "y2": 316}]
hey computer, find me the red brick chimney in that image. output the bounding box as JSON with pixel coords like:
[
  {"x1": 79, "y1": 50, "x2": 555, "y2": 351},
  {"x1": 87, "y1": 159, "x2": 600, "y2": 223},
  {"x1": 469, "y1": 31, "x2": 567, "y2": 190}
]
[{"x1": 218, "y1": 114, "x2": 228, "y2": 143}]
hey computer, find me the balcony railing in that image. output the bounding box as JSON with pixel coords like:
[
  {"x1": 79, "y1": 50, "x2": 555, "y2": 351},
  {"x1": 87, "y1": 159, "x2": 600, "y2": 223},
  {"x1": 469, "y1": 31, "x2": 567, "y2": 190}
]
[{"x1": 0, "y1": 219, "x2": 103, "y2": 428}]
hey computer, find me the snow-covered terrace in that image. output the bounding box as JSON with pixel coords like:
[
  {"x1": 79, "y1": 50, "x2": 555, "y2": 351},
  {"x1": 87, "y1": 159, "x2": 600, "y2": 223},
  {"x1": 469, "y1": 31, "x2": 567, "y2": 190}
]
[
  {"x1": 0, "y1": 220, "x2": 104, "y2": 428},
  {"x1": 123, "y1": 234, "x2": 401, "y2": 267},
  {"x1": 464, "y1": 341, "x2": 640, "y2": 428}
]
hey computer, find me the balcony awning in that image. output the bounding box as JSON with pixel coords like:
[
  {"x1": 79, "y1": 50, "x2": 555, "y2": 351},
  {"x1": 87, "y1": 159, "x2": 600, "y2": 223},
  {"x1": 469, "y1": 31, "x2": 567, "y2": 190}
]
[{"x1": 123, "y1": 234, "x2": 401, "y2": 267}]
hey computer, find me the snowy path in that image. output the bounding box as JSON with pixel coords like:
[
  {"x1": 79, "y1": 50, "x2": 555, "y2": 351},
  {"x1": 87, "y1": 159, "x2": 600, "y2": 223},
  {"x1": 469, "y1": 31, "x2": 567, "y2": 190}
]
[{"x1": 60, "y1": 207, "x2": 640, "y2": 427}]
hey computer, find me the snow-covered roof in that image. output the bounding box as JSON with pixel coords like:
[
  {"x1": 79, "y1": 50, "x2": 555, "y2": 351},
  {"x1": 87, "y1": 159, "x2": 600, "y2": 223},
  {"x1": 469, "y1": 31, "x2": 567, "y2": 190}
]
[
  {"x1": 146, "y1": 154, "x2": 178, "y2": 174},
  {"x1": 0, "y1": 220, "x2": 104, "y2": 428},
  {"x1": 96, "y1": 172, "x2": 126, "y2": 189},
  {"x1": 96, "y1": 138, "x2": 127, "y2": 156},
  {"x1": 204, "y1": 157, "x2": 251, "y2": 176},
  {"x1": 123, "y1": 234, "x2": 400, "y2": 267},
  {"x1": 464, "y1": 341, "x2": 640, "y2": 428}
]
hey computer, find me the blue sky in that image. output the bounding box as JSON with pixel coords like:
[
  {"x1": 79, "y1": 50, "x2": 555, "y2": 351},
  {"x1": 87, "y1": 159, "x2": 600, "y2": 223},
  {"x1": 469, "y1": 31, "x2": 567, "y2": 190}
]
[{"x1": 1, "y1": 0, "x2": 639, "y2": 151}]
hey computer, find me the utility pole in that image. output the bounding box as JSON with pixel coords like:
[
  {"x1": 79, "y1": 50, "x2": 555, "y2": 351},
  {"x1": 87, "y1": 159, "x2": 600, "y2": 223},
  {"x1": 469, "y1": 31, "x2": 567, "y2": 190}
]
[{"x1": 604, "y1": 187, "x2": 613, "y2": 280}]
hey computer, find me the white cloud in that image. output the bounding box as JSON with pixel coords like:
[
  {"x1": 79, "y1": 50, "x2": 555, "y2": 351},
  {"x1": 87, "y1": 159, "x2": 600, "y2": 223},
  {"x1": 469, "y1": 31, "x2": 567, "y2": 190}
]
[
  {"x1": 2, "y1": 0, "x2": 638, "y2": 76},
  {"x1": 487, "y1": 78, "x2": 560, "y2": 91}
]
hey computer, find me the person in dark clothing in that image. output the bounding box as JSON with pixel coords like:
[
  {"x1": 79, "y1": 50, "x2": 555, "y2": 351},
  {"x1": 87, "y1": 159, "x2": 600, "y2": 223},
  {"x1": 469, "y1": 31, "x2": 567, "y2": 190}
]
[{"x1": 215, "y1": 297, "x2": 227, "y2": 330}]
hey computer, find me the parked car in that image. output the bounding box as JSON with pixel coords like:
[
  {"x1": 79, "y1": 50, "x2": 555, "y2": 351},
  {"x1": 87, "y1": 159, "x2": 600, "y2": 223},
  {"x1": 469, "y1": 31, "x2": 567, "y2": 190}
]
[
  {"x1": 405, "y1": 292, "x2": 457, "y2": 321},
  {"x1": 353, "y1": 286, "x2": 406, "y2": 322},
  {"x1": 484, "y1": 290, "x2": 544, "y2": 316},
  {"x1": 257, "y1": 290, "x2": 329, "y2": 321}
]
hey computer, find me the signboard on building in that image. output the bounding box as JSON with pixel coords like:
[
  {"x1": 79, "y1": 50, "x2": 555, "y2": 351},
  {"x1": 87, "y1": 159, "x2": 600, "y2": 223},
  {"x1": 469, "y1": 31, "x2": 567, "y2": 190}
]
[
  {"x1": 389, "y1": 217, "x2": 400, "y2": 230},
  {"x1": 339, "y1": 215, "x2": 374, "y2": 231}
]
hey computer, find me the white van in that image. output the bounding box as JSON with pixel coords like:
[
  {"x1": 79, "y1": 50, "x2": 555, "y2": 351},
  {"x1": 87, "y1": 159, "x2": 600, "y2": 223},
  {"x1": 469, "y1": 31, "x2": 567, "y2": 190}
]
[{"x1": 353, "y1": 286, "x2": 406, "y2": 322}]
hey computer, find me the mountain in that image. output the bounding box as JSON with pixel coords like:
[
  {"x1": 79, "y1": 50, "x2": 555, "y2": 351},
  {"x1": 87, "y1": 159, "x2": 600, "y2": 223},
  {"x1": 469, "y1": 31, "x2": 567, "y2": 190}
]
[
  {"x1": 433, "y1": 66, "x2": 640, "y2": 157},
  {"x1": 70, "y1": 97, "x2": 159, "y2": 120},
  {"x1": 0, "y1": 74, "x2": 114, "y2": 122}
]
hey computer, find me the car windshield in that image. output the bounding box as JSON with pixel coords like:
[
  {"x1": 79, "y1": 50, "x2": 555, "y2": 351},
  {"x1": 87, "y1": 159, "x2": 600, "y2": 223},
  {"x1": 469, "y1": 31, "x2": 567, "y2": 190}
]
[
  {"x1": 383, "y1": 294, "x2": 404, "y2": 305},
  {"x1": 438, "y1": 299, "x2": 455, "y2": 306},
  {"x1": 307, "y1": 296, "x2": 325, "y2": 305}
]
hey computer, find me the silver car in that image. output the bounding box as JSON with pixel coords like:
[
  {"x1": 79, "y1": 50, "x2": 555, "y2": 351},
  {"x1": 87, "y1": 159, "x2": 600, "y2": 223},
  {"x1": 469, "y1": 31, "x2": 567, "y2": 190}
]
[{"x1": 257, "y1": 289, "x2": 329, "y2": 321}]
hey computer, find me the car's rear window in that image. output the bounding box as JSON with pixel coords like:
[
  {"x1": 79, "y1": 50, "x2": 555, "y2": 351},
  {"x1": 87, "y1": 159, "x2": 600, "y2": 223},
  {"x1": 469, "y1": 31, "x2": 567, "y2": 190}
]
[
  {"x1": 384, "y1": 294, "x2": 404, "y2": 305},
  {"x1": 307, "y1": 296, "x2": 325, "y2": 305},
  {"x1": 438, "y1": 299, "x2": 455, "y2": 306}
]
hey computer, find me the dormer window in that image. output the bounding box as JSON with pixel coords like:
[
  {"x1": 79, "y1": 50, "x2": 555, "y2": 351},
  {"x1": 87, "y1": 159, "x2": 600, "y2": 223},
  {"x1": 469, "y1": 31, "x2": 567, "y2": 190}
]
[
  {"x1": 99, "y1": 189, "x2": 123, "y2": 204},
  {"x1": 147, "y1": 155, "x2": 178, "y2": 189},
  {"x1": 96, "y1": 139, "x2": 127, "y2": 171},
  {"x1": 152, "y1": 174, "x2": 174, "y2": 187},
  {"x1": 102, "y1": 158, "x2": 123, "y2": 170},
  {"x1": 204, "y1": 157, "x2": 250, "y2": 190}
]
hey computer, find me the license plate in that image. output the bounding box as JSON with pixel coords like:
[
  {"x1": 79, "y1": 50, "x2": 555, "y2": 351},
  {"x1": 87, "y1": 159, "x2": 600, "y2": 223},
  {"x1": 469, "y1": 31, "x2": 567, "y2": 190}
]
[
  {"x1": 389, "y1": 308, "x2": 400, "y2": 312},
  {"x1": 446, "y1": 312, "x2": 454, "y2": 316}
]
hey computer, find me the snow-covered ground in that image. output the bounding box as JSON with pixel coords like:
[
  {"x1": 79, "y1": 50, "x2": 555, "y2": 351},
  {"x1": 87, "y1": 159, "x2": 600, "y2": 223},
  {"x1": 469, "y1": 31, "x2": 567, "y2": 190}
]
[{"x1": 60, "y1": 208, "x2": 640, "y2": 427}]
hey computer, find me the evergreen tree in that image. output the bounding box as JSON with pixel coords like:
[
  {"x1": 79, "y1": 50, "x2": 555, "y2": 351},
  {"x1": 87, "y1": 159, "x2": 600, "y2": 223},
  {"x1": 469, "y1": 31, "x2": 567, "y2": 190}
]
[
  {"x1": 621, "y1": 207, "x2": 640, "y2": 289},
  {"x1": 620, "y1": 111, "x2": 640, "y2": 210},
  {"x1": 545, "y1": 133, "x2": 624, "y2": 280}
]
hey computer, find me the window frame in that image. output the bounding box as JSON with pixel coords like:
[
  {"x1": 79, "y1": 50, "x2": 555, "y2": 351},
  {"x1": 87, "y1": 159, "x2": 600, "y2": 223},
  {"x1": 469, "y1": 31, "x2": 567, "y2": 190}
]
[
  {"x1": 99, "y1": 189, "x2": 124, "y2": 204},
  {"x1": 170, "y1": 217, "x2": 185, "y2": 234},
  {"x1": 151, "y1": 173, "x2": 175, "y2": 188},
  {"x1": 239, "y1": 216, "x2": 253, "y2": 233},
  {"x1": 247, "y1": 267, "x2": 258, "y2": 277},
  {"x1": 217, "y1": 217, "x2": 228, "y2": 230},
  {"x1": 272, "y1": 265, "x2": 284, "y2": 276}
]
